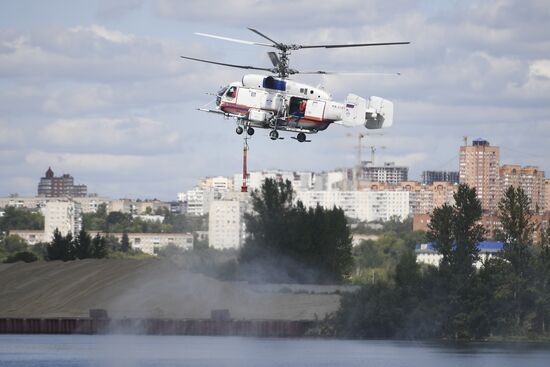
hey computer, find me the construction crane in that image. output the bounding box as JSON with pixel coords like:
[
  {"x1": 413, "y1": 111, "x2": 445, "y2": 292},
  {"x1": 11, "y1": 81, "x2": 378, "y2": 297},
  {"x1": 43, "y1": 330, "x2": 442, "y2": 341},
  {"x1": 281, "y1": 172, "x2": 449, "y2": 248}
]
[
  {"x1": 346, "y1": 132, "x2": 384, "y2": 190},
  {"x1": 368, "y1": 145, "x2": 386, "y2": 166}
]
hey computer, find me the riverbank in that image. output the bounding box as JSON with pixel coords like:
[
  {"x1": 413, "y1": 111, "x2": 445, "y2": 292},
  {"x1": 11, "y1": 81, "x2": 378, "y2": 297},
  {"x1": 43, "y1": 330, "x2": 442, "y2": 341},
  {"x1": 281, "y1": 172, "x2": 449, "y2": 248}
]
[{"x1": 0, "y1": 259, "x2": 348, "y2": 320}]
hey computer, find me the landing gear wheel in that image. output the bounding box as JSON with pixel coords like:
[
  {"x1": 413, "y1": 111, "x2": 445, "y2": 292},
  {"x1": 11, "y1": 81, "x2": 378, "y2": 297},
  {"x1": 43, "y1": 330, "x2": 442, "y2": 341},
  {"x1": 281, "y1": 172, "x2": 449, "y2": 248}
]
[
  {"x1": 269, "y1": 130, "x2": 279, "y2": 140},
  {"x1": 236, "y1": 126, "x2": 244, "y2": 135},
  {"x1": 247, "y1": 127, "x2": 255, "y2": 136},
  {"x1": 297, "y1": 132, "x2": 306, "y2": 142}
]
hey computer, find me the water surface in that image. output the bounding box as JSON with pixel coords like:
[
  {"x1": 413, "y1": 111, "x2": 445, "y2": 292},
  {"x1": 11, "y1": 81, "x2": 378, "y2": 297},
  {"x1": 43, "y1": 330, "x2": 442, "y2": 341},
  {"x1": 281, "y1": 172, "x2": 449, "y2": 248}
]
[{"x1": 1, "y1": 334, "x2": 549, "y2": 367}]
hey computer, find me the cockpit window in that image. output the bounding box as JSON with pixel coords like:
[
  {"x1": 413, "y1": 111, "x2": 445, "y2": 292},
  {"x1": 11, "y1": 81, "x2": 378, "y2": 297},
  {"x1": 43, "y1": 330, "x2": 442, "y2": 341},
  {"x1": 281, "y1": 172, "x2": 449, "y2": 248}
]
[
  {"x1": 217, "y1": 86, "x2": 228, "y2": 96},
  {"x1": 226, "y1": 86, "x2": 237, "y2": 98}
]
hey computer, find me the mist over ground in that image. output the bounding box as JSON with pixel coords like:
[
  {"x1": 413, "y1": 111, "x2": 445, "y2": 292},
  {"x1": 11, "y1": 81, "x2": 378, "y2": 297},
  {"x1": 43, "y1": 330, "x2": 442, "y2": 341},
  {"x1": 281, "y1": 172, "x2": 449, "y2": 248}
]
[{"x1": 0, "y1": 259, "x2": 347, "y2": 320}]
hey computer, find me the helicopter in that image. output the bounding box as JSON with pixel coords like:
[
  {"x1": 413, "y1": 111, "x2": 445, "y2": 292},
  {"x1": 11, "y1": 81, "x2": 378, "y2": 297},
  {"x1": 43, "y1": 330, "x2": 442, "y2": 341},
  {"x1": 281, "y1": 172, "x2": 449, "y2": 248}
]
[{"x1": 181, "y1": 28, "x2": 409, "y2": 142}]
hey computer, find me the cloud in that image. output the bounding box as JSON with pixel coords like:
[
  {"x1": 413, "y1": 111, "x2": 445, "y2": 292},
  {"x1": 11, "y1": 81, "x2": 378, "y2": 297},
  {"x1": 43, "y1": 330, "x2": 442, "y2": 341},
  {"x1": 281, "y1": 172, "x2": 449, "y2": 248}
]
[
  {"x1": 95, "y1": 0, "x2": 145, "y2": 20},
  {"x1": 41, "y1": 117, "x2": 181, "y2": 154},
  {"x1": 0, "y1": 1, "x2": 549, "y2": 199},
  {"x1": 25, "y1": 151, "x2": 156, "y2": 174},
  {"x1": 0, "y1": 121, "x2": 24, "y2": 145},
  {"x1": 529, "y1": 60, "x2": 550, "y2": 79}
]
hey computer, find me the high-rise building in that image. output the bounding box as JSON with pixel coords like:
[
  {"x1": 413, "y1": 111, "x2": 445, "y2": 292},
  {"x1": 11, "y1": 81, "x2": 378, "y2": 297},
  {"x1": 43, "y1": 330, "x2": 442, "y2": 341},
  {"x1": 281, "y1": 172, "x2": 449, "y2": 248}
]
[
  {"x1": 37, "y1": 167, "x2": 87, "y2": 197},
  {"x1": 398, "y1": 181, "x2": 456, "y2": 215},
  {"x1": 41, "y1": 199, "x2": 82, "y2": 240},
  {"x1": 360, "y1": 162, "x2": 408, "y2": 185},
  {"x1": 500, "y1": 165, "x2": 546, "y2": 212},
  {"x1": 459, "y1": 138, "x2": 500, "y2": 213},
  {"x1": 421, "y1": 171, "x2": 459, "y2": 185},
  {"x1": 208, "y1": 197, "x2": 246, "y2": 249},
  {"x1": 545, "y1": 179, "x2": 550, "y2": 213}
]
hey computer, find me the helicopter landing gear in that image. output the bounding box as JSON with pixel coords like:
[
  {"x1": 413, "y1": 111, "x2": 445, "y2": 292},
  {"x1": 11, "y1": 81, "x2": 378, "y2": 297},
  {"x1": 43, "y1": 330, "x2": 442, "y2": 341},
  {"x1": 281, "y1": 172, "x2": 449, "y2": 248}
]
[
  {"x1": 247, "y1": 127, "x2": 255, "y2": 136},
  {"x1": 297, "y1": 132, "x2": 306, "y2": 142},
  {"x1": 269, "y1": 130, "x2": 279, "y2": 140},
  {"x1": 236, "y1": 126, "x2": 244, "y2": 135}
]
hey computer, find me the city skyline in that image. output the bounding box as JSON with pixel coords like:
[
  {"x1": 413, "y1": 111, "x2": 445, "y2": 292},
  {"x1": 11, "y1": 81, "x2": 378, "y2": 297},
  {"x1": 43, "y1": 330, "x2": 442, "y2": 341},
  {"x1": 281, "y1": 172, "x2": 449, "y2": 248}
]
[
  {"x1": 1, "y1": 1, "x2": 549, "y2": 200},
  {"x1": 2, "y1": 135, "x2": 547, "y2": 201}
]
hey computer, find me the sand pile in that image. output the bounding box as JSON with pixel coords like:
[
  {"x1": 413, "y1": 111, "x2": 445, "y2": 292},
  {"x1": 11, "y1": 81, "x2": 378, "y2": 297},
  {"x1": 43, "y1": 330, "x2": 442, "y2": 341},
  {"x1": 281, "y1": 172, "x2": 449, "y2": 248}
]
[{"x1": 0, "y1": 259, "x2": 341, "y2": 320}]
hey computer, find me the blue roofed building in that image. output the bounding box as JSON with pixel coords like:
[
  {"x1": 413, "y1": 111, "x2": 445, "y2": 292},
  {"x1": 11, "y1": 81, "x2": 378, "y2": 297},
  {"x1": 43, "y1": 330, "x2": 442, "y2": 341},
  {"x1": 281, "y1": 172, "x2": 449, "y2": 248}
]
[{"x1": 415, "y1": 241, "x2": 504, "y2": 268}]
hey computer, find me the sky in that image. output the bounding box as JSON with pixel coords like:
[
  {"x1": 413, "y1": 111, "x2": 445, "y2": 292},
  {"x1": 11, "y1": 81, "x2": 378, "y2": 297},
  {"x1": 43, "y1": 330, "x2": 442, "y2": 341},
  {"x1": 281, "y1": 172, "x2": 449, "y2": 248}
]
[{"x1": 0, "y1": 0, "x2": 549, "y2": 200}]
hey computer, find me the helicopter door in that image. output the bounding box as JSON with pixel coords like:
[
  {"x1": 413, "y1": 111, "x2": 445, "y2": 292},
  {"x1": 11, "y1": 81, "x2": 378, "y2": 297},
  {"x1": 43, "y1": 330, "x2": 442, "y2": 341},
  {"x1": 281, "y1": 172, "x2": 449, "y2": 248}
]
[
  {"x1": 289, "y1": 97, "x2": 307, "y2": 117},
  {"x1": 304, "y1": 100, "x2": 326, "y2": 121}
]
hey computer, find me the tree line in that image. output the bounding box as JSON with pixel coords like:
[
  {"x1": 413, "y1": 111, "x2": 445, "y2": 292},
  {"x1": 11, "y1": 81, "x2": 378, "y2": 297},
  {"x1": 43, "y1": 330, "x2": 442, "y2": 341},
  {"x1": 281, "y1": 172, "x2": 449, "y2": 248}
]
[
  {"x1": 83, "y1": 204, "x2": 207, "y2": 234},
  {"x1": 1, "y1": 229, "x2": 143, "y2": 263},
  {"x1": 238, "y1": 178, "x2": 354, "y2": 284},
  {"x1": 334, "y1": 184, "x2": 550, "y2": 340}
]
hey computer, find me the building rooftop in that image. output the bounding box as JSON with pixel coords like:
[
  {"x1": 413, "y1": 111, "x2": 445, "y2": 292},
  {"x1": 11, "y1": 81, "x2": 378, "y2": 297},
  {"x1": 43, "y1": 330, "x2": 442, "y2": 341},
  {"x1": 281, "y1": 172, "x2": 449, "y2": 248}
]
[{"x1": 415, "y1": 241, "x2": 504, "y2": 253}]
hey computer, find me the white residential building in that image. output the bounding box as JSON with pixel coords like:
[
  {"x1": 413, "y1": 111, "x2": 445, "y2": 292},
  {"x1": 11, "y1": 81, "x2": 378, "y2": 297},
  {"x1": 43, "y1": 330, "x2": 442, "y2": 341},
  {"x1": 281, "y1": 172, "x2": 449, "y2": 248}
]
[
  {"x1": 0, "y1": 196, "x2": 110, "y2": 214},
  {"x1": 208, "y1": 199, "x2": 244, "y2": 249},
  {"x1": 41, "y1": 199, "x2": 82, "y2": 240},
  {"x1": 295, "y1": 191, "x2": 410, "y2": 222},
  {"x1": 134, "y1": 214, "x2": 164, "y2": 223},
  {"x1": 177, "y1": 176, "x2": 235, "y2": 217},
  {"x1": 9, "y1": 230, "x2": 47, "y2": 245},
  {"x1": 180, "y1": 187, "x2": 220, "y2": 216},
  {"x1": 296, "y1": 191, "x2": 369, "y2": 220},
  {"x1": 415, "y1": 242, "x2": 503, "y2": 269},
  {"x1": 233, "y1": 170, "x2": 314, "y2": 192},
  {"x1": 108, "y1": 232, "x2": 194, "y2": 255},
  {"x1": 365, "y1": 191, "x2": 410, "y2": 222},
  {"x1": 313, "y1": 170, "x2": 349, "y2": 191}
]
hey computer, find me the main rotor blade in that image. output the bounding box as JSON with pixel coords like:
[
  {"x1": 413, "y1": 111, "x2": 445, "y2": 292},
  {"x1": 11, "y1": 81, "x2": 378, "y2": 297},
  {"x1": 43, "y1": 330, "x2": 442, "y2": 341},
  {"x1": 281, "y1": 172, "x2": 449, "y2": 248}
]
[
  {"x1": 248, "y1": 28, "x2": 281, "y2": 47},
  {"x1": 296, "y1": 70, "x2": 402, "y2": 76},
  {"x1": 194, "y1": 32, "x2": 274, "y2": 47},
  {"x1": 180, "y1": 55, "x2": 273, "y2": 72},
  {"x1": 298, "y1": 41, "x2": 410, "y2": 49},
  {"x1": 267, "y1": 52, "x2": 280, "y2": 67}
]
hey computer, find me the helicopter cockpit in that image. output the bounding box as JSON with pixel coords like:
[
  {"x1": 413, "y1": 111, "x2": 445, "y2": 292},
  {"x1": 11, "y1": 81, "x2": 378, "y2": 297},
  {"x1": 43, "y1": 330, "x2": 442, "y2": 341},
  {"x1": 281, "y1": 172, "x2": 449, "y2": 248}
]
[
  {"x1": 216, "y1": 85, "x2": 238, "y2": 105},
  {"x1": 216, "y1": 86, "x2": 228, "y2": 105}
]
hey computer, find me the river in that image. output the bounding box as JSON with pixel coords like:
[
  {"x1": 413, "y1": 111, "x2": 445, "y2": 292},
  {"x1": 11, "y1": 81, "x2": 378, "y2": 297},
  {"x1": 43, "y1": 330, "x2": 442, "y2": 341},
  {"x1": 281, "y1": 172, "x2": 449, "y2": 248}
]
[{"x1": 1, "y1": 335, "x2": 549, "y2": 367}]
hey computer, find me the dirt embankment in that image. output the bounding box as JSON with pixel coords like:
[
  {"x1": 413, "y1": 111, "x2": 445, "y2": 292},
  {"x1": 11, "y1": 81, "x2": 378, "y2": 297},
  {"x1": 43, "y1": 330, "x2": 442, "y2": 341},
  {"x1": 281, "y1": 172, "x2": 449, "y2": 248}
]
[{"x1": 0, "y1": 260, "x2": 342, "y2": 320}]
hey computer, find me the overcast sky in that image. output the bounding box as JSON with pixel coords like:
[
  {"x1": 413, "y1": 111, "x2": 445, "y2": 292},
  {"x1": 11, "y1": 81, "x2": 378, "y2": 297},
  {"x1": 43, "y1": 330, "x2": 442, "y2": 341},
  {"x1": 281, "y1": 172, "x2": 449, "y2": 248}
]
[{"x1": 0, "y1": 0, "x2": 548, "y2": 200}]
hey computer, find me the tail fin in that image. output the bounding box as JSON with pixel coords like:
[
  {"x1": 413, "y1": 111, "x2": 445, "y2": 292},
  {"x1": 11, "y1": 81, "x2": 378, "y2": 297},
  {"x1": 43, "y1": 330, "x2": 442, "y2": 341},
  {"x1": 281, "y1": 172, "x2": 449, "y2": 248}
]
[
  {"x1": 337, "y1": 94, "x2": 367, "y2": 127},
  {"x1": 365, "y1": 96, "x2": 393, "y2": 129},
  {"x1": 335, "y1": 94, "x2": 394, "y2": 129}
]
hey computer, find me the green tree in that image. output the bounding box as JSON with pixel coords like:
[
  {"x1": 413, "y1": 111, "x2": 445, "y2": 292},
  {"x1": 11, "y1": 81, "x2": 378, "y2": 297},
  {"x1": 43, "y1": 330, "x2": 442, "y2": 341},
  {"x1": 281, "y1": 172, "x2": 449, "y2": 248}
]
[
  {"x1": 427, "y1": 184, "x2": 484, "y2": 339},
  {"x1": 120, "y1": 231, "x2": 131, "y2": 253},
  {"x1": 496, "y1": 186, "x2": 536, "y2": 333},
  {"x1": 105, "y1": 211, "x2": 132, "y2": 232},
  {"x1": 73, "y1": 229, "x2": 93, "y2": 259},
  {"x1": 1, "y1": 234, "x2": 28, "y2": 254},
  {"x1": 240, "y1": 178, "x2": 353, "y2": 283},
  {"x1": 0, "y1": 206, "x2": 44, "y2": 232},
  {"x1": 46, "y1": 229, "x2": 75, "y2": 261},
  {"x1": 82, "y1": 204, "x2": 107, "y2": 232},
  {"x1": 4, "y1": 251, "x2": 38, "y2": 263},
  {"x1": 91, "y1": 233, "x2": 108, "y2": 259},
  {"x1": 533, "y1": 224, "x2": 550, "y2": 334},
  {"x1": 497, "y1": 186, "x2": 534, "y2": 274}
]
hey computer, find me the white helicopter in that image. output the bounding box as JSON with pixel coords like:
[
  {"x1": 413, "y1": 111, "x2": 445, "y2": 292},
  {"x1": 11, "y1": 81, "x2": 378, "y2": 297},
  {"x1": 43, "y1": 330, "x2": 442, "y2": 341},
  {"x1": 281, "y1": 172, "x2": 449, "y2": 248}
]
[{"x1": 181, "y1": 28, "x2": 409, "y2": 142}]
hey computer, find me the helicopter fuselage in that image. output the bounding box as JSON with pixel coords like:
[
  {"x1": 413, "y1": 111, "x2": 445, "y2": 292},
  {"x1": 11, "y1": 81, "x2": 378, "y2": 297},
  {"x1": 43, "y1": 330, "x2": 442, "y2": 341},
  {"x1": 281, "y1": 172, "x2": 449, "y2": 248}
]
[{"x1": 207, "y1": 74, "x2": 393, "y2": 141}]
